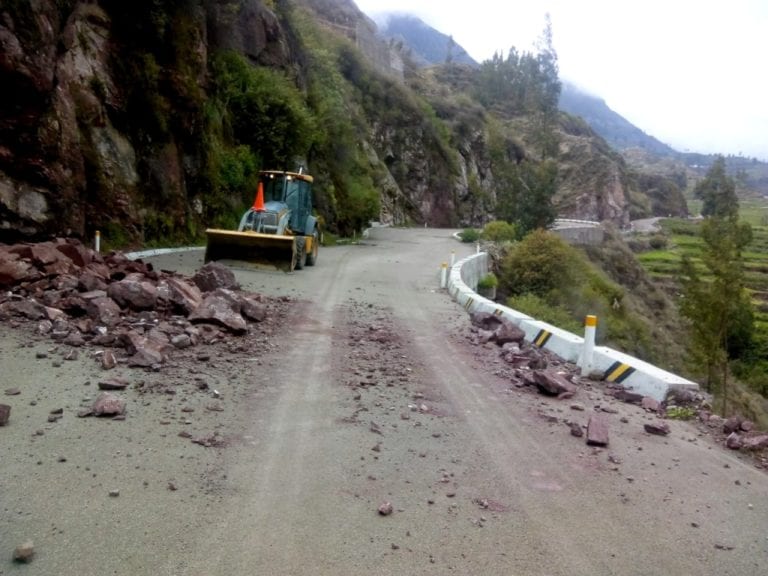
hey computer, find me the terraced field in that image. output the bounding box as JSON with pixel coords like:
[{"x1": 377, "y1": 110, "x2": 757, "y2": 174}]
[{"x1": 636, "y1": 213, "x2": 768, "y2": 333}]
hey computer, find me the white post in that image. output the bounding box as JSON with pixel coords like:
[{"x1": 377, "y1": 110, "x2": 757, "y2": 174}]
[
  {"x1": 440, "y1": 262, "x2": 448, "y2": 289},
  {"x1": 95, "y1": 230, "x2": 101, "y2": 253},
  {"x1": 475, "y1": 242, "x2": 480, "y2": 254},
  {"x1": 581, "y1": 315, "x2": 597, "y2": 376},
  {"x1": 450, "y1": 250, "x2": 455, "y2": 266}
]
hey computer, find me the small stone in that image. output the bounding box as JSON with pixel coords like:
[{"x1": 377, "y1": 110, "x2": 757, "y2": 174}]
[
  {"x1": 568, "y1": 421, "x2": 584, "y2": 437},
  {"x1": 726, "y1": 432, "x2": 743, "y2": 450},
  {"x1": 5, "y1": 387, "x2": 20, "y2": 396},
  {"x1": 13, "y1": 540, "x2": 34, "y2": 563},
  {"x1": 378, "y1": 501, "x2": 393, "y2": 516},
  {"x1": 98, "y1": 378, "x2": 129, "y2": 391},
  {"x1": 586, "y1": 414, "x2": 609, "y2": 446},
  {"x1": 641, "y1": 396, "x2": 660, "y2": 412},
  {"x1": 644, "y1": 422, "x2": 671, "y2": 436},
  {"x1": 0, "y1": 403, "x2": 11, "y2": 426},
  {"x1": 570, "y1": 403, "x2": 585, "y2": 411},
  {"x1": 101, "y1": 350, "x2": 117, "y2": 370},
  {"x1": 109, "y1": 489, "x2": 120, "y2": 497}
]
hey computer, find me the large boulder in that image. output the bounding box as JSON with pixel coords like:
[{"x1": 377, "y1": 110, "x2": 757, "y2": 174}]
[
  {"x1": 533, "y1": 369, "x2": 577, "y2": 397},
  {"x1": 495, "y1": 319, "x2": 525, "y2": 345},
  {"x1": 107, "y1": 277, "x2": 157, "y2": 310},
  {"x1": 157, "y1": 277, "x2": 203, "y2": 314},
  {"x1": 192, "y1": 262, "x2": 239, "y2": 292},
  {"x1": 189, "y1": 288, "x2": 247, "y2": 333},
  {"x1": 85, "y1": 296, "x2": 122, "y2": 327}
]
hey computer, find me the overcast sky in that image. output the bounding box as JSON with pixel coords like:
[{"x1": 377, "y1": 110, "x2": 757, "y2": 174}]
[{"x1": 354, "y1": 0, "x2": 768, "y2": 160}]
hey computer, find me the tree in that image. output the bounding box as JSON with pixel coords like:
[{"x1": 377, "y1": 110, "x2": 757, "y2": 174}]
[
  {"x1": 693, "y1": 156, "x2": 738, "y2": 218},
  {"x1": 679, "y1": 160, "x2": 754, "y2": 412}
]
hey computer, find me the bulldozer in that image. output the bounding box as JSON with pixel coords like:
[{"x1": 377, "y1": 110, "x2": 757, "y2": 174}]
[{"x1": 204, "y1": 170, "x2": 319, "y2": 271}]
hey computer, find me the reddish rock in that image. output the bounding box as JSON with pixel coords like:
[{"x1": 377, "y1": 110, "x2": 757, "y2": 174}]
[
  {"x1": 91, "y1": 392, "x2": 126, "y2": 416},
  {"x1": 568, "y1": 421, "x2": 584, "y2": 438},
  {"x1": 378, "y1": 501, "x2": 394, "y2": 516},
  {"x1": 78, "y1": 271, "x2": 108, "y2": 292},
  {"x1": 644, "y1": 422, "x2": 671, "y2": 436},
  {"x1": 723, "y1": 416, "x2": 742, "y2": 435},
  {"x1": 742, "y1": 434, "x2": 768, "y2": 450},
  {"x1": 586, "y1": 414, "x2": 609, "y2": 446},
  {"x1": 740, "y1": 420, "x2": 754, "y2": 432},
  {"x1": 44, "y1": 306, "x2": 67, "y2": 322},
  {"x1": 63, "y1": 332, "x2": 85, "y2": 347},
  {"x1": 641, "y1": 397, "x2": 661, "y2": 412},
  {"x1": 494, "y1": 319, "x2": 526, "y2": 346},
  {"x1": 470, "y1": 311, "x2": 502, "y2": 332},
  {"x1": 192, "y1": 262, "x2": 239, "y2": 292},
  {"x1": 476, "y1": 329, "x2": 495, "y2": 344},
  {"x1": 0, "y1": 403, "x2": 11, "y2": 426},
  {"x1": 13, "y1": 540, "x2": 34, "y2": 563},
  {"x1": 85, "y1": 296, "x2": 122, "y2": 326},
  {"x1": 119, "y1": 331, "x2": 170, "y2": 367},
  {"x1": 189, "y1": 290, "x2": 247, "y2": 333},
  {"x1": 159, "y1": 277, "x2": 203, "y2": 314},
  {"x1": 107, "y1": 278, "x2": 157, "y2": 310},
  {"x1": 533, "y1": 369, "x2": 576, "y2": 397},
  {"x1": 98, "y1": 378, "x2": 129, "y2": 391},
  {"x1": 614, "y1": 390, "x2": 644, "y2": 404},
  {"x1": 726, "y1": 432, "x2": 744, "y2": 450},
  {"x1": 101, "y1": 350, "x2": 117, "y2": 370},
  {"x1": 0, "y1": 257, "x2": 34, "y2": 286},
  {"x1": 55, "y1": 240, "x2": 92, "y2": 267},
  {"x1": 30, "y1": 242, "x2": 71, "y2": 266},
  {"x1": 4, "y1": 299, "x2": 47, "y2": 320},
  {"x1": 241, "y1": 297, "x2": 267, "y2": 322}
]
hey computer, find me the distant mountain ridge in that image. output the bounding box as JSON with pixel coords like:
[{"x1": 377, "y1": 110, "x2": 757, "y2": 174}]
[
  {"x1": 371, "y1": 11, "x2": 768, "y2": 193},
  {"x1": 374, "y1": 13, "x2": 477, "y2": 67},
  {"x1": 558, "y1": 83, "x2": 676, "y2": 156}
]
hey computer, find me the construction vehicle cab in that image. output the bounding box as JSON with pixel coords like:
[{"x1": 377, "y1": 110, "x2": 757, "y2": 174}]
[{"x1": 204, "y1": 170, "x2": 319, "y2": 271}]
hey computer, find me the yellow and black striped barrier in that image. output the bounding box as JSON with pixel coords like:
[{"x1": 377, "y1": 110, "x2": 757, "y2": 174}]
[{"x1": 603, "y1": 361, "x2": 636, "y2": 384}]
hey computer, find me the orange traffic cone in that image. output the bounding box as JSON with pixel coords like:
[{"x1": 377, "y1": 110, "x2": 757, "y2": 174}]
[{"x1": 252, "y1": 181, "x2": 265, "y2": 212}]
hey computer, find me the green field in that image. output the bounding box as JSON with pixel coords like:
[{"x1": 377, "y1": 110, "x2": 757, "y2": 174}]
[{"x1": 636, "y1": 209, "x2": 768, "y2": 324}]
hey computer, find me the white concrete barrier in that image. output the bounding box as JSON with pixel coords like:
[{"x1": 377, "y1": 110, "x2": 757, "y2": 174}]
[{"x1": 447, "y1": 252, "x2": 699, "y2": 402}]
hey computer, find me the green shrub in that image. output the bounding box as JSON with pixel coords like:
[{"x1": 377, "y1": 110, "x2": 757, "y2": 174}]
[
  {"x1": 482, "y1": 220, "x2": 517, "y2": 242},
  {"x1": 500, "y1": 229, "x2": 580, "y2": 296},
  {"x1": 459, "y1": 228, "x2": 481, "y2": 243},
  {"x1": 507, "y1": 293, "x2": 582, "y2": 333},
  {"x1": 477, "y1": 272, "x2": 498, "y2": 290},
  {"x1": 649, "y1": 234, "x2": 668, "y2": 250},
  {"x1": 666, "y1": 406, "x2": 696, "y2": 420}
]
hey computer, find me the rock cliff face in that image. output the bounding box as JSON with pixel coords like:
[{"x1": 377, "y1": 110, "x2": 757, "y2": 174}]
[
  {"x1": 0, "y1": 0, "x2": 288, "y2": 243},
  {"x1": 0, "y1": 0, "x2": 634, "y2": 243}
]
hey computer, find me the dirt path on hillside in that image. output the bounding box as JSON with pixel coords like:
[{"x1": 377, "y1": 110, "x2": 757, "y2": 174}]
[{"x1": 2, "y1": 228, "x2": 768, "y2": 575}]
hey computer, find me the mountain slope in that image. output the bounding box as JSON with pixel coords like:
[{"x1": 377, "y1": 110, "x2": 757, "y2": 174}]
[
  {"x1": 558, "y1": 83, "x2": 676, "y2": 156},
  {"x1": 375, "y1": 13, "x2": 477, "y2": 67}
]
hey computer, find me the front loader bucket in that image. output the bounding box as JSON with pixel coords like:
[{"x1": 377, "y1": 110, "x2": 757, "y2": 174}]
[{"x1": 204, "y1": 229, "x2": 297, "y2": 272}]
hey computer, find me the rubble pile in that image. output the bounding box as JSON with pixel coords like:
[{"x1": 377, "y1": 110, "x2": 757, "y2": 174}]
[
  {"x1": 0, "y1": 239, "x2": 281, "y2": 372},
  {"x1": 465, "y1": 311, "x2": 768, "y2": 466}
]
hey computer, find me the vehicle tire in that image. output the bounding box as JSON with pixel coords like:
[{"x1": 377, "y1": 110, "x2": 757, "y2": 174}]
[
  {"x1": 295, "y1": 237, "x2": 307, "y2": 270},
  {"x1": 305, "y1": 229, "x2": 319, "y2": 266}
]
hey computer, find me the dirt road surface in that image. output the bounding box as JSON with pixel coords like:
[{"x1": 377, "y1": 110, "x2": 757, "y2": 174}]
[{"x1": 2, "y1": 227, "x2": 767, "y2": 575}]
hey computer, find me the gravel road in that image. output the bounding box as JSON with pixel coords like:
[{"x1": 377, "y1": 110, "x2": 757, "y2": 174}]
[{"x1": 2, "y1": 227, "x2": 767, "y2": 575}]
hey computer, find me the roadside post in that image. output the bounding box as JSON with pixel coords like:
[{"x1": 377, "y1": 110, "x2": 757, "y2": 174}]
[
  {"x1": 440, "y1": 262, "x2": 448, "y2": 289},
  {"x1": 581, "y1": 315, "x2": 597, "y2": 376}
]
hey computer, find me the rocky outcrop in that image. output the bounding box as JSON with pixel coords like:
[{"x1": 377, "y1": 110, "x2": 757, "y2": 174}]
[{"x1": 0, "y1": 1, "x2": 294, "y2": 243}]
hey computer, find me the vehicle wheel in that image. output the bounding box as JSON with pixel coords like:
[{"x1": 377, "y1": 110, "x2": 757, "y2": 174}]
[
  {"x1": 294, "y1": 237, "x2": 307, "y2": 270},
  {"x1": 305, "y1": 230, "x2": 319, "y2": 266}
]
